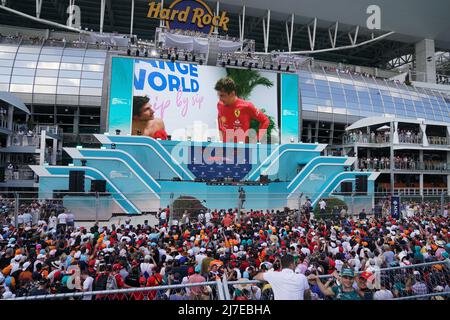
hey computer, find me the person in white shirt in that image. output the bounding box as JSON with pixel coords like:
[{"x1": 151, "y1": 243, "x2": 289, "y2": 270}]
[
  {"x1": 57, "y1": 211, "x2": 68, "y2": 225},
  {"x1": 81, "y1": 269, "x2": 94, "y2": 300},
  {"x1": 373, "y1": 280, "x2": 394, "y2": 300},
  {"x1": 140, "y1": 255, "x2": 155, "y2": 278},
  {"x1": 254, "y1": 255, "x2": 311, "y2": 300},
  {"x1": 205, "y1": 210, "x2": 212, "y2": 224},
  {"x1": 66, "y1": 211, "x2": 75, "y2": 228},
  {"x1": 17, "y1": 213, "x2": 24, "y2": 226},
  {"x1": 48, "y1": 214, "x2": 57, "y2": 230},
  {"x1": 22, "y1": 212, "x2": 32, "y2": 226}
]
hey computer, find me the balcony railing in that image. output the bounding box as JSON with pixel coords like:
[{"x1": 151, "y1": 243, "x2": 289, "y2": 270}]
[
  {"x1": 358, "y1": 160, "x2": 449, "y2": 172},
  {"x1": 343, "y1": 134, "x2": 391, "y2": 144},
  {"x1": 394, "y1": 161, "x2": 449, "y2": 172},
  {"x1": 3, "y1": 168, "x2": 35, "y2": 181},
  {"x1": 11, "y1": 134, "x2": 40, "y2": 147},
  {"x1": 428, "y1": 136, "x2": 449, "y2": 146},
  {"x1": 398, "y1": 135, "x2": 423, "y2": 144}
]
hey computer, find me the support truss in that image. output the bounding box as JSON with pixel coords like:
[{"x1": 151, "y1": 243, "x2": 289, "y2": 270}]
[
  {"x1": 328, "y1": 21, "x2": 338, "y2": 48},
  {"x1": 262, "y1": 9, "x2": 271, "y2": 54},
  {"x1": 285, "y1": 14, "x2": 294, "y2": 52},
  {"x1": 307, "y1": 18, "x2": 317, "y2": 51}
]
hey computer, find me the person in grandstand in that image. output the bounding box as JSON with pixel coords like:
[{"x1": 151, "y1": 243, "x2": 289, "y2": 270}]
[
  {"x1": 215, "y1": 77, "x2": 270, "y2": 143},
  {"x1": 131, "y1": 95, "x2": 168, "y2": 140}
]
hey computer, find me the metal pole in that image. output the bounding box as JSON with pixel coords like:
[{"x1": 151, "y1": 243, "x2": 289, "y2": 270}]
[
  {"x1": 130, "y1": 0, "x2": 135, "y2": 37},
  {"x1": 237, "y1": 189, "x2": 241, "y2": 223},
  {"x1": 14, "y1": 192, "x2": 19, "y2": 228},
  {"x1": 351, "y1": 193, "x2": 355, "y2": 218},
  {"x1": 100, "y1": 0, "x2": 105, "y2": 34},
  {"x1": 159, "y1": 0, "x2": 165, "y2": 28},
  {"x1": 168, "y1": 192, "x2": 174, "y2": 227},
  {"x1": 441, "y1": 191, "x2": 445, "y2": 215},
  {"x1": 95, "y1": 191, "x2": 99, "y2": 224}
]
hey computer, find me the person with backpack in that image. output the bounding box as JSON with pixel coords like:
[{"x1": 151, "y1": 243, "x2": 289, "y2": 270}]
[{"x1": 92, "y1": 264, "x2": 109, "y2": 300}]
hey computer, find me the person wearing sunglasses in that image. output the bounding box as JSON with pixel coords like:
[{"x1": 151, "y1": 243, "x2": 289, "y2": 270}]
[{"x1": 307, "y1": 267, "x2": 361, "y2": 300}]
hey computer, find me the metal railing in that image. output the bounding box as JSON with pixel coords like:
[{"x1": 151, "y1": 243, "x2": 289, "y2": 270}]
[
  {"x1": 4, "y1": 261, "x2": 448, "y2": 300},
  {"x1": 398, "y1": 135, "x2": 423, "y2": 144},
  {"x1": 428, "y1": 136, "x2": 449, "y2": 145},
  {"x1": 343, "y1": 134, "x2": 391, "y2": 144},
  {"x1": 393, "y1": 161, "x2": 449, "y2": 172},
  {"x1": 6, "y1": 280, "x2": 225, "y2": 301}
]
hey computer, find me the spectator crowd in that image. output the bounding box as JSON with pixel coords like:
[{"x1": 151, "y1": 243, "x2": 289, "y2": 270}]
[{"x1": 0, "y1": 194, "x2": 449, "y2": 300}]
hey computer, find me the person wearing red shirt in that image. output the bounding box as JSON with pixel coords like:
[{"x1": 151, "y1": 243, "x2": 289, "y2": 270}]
[{"x1": 214, "y1": 77, "x2": 270, "y2": 143}]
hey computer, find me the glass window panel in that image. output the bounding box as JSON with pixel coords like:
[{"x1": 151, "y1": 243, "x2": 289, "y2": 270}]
[
  {"x1": 13, "y1": 60, "x2": 37, "y2": 68},
  {"x1": 38, "y1": 55, "x2": 61, "y2": 62},
  {"x1": 345, "y1": 96, "x2": 358, "y2": 103},
  {"x1": 40, "y1": 48, "x2": 63, "y2": 55},
  {"x1": 58, "y1": 78, "x2": 80, "y2": 86},
  {"x1": 61, "y1": 56, "x2": 84, "y2": 63},
  {"x1": 80, "y1": 87, "x2": 102, "y2": 96},
  {"x1": 11, "y1": 76, "x2": 34, "y2": 84},
  {"x1": 0, "y1": 60, "x2": 14, "y2": 67},
  {"x1": 302, "y1": 104, "x2": 317, "y2": 111},
  {"x1": 315, "y1": 85, "x2": 330, "y2": 93},
  {"x1": 0, "y1": 74, "x2": 10, "y2": 83},
  {"x1": 81, "y1": 71, "x2": 103, "y2": 80},
  {"x1": 86, "y1": 50, "x2": 106, "y2": 58},
  {"x1": 60, "y1": 63, "x2": 82, "y2": 70},
  {"x1": 33, "y1": 85, "x2": 57, "y2": 94},
  {"x1": 326, "y1": 76, "x2": 340, "y2": 82},
  {"x1": 83, "y1": 57, "x2": 105, "y2": 64},
  {"x1": 12, "y1": 68, "x2": 35, "y2": 76},
  {"x1": 317, "y1": 106, "x2": 332, "y2": 113},
  {"x1": 35, "y1": 77, "x2": 58, "y2": 85},
  {"x1": 314, "y1": 79, "x2": 329, "y2": 86},
  {"x1": 0, "y1": 67, "x2": 12, "y2": 75},
  {"x1": 300, "y1": 84, "x2": 315, "y2": 91},
  {"x1": 80, "y1": 79, "x2": 102, "y2": 88},
  {"x1": 332, "y1": 101, "x2": 346, "y2": 108},
  {"x1": 0, "y1": 52, "x2": 15, "y2": 59},
  {"x1": 18, "y1": 47, "x2": 40, "y2": 53},
  {"x1": 57, "y1": 86, "x2": 79, "y2": 95},
  {"x1": 0, "y1": 45, "x2": 18, "y2": 52},
  {"x1": 37, "y1": 62, "x2": 60, "y2": 69},
  {"x1": 15, "y1": 53, "x2": 38, "y2": 61},
  {"x1": 36, "y1": 69, "x2": 59, "y2": 77},
  {"x1": 10, "y1": 84, "x2": 33, "y2": 92},
  {"x1": 59, "y1": 70, "x2": 82, "y2": 78},
  {"x1": 63, "y1": 49, "x2": 85, "y2": 56},
  {"x1": 82, "y1": 64, "x2": 104, "y2": 72},
  {"x1": 347, "y1": 109, "x2": 360, "y2": 116},
  {"x1": 333, "y1": 108, "x2": 346, "y2": 114}
]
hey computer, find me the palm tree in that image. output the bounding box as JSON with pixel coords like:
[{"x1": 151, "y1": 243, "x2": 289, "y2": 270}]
[
  {"x1": 225, "y1": 68, "x2": 273, "y2": 100},
  {"x1": 225, "y1": 68, "x2": 275, "y2": 142}
]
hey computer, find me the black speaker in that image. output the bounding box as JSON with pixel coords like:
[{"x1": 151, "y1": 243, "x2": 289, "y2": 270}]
[
  {"x1": 355, "y1": 175, "x2": 368, "y2": 194},
  {"x1": 69, "y1": 170, "x2": 85, "y2": 193},
  {"x1": 260, "y1": 174, "x2": 269, "y2": 184},
  {"x1": 91, "y1": 180, "x2": 106, "y2": 193},
  {"x1": 341, "y1": 181, "x2": 352, "y2": 194}
]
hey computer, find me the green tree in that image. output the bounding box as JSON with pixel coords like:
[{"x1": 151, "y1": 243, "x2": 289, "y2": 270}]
[
  {"x1": 225, "y1": 68, "x2": 273, "y2": 100},
  {"x1": 225, "y1": 68, "x2": 275, "y2": 142}
]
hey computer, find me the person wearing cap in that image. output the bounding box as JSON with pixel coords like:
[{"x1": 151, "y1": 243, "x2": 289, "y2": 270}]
[
  {"x1": 254, "y1": 254, "x2": 311, "y2": 300},
  {"x1": 308, "y1": 267, "x2": 361, "y2": 300}
]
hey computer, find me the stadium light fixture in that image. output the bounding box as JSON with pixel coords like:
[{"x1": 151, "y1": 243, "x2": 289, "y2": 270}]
[{"x1": 151, "y1": 49, "x2": 157, "y2": 57}]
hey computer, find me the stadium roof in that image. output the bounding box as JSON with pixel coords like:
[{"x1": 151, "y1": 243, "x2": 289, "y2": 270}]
[{"x1": 1, "y1": 0, "x2": 449, "y2": 68}]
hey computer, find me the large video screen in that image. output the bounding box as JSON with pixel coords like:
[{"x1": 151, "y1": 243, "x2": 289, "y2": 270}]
[{"x1": 108, "y1": 57, "x2": 299, "y2": 143}]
